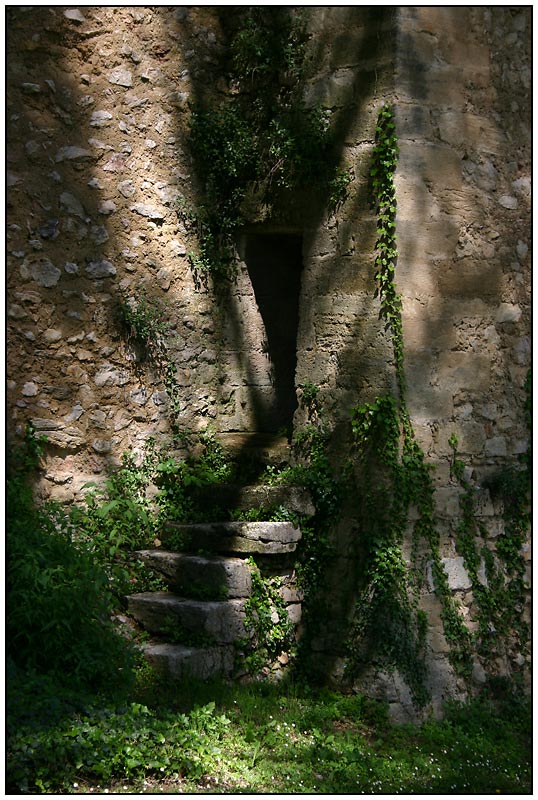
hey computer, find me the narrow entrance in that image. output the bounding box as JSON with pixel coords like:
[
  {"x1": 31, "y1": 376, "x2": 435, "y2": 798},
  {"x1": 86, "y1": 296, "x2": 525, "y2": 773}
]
[{"x1": 242, "y1": 232, "x2": 303, "y2": 434}]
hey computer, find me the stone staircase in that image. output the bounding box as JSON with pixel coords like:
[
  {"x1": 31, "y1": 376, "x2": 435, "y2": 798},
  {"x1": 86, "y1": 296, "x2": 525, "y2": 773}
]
[{"x1": 126, "y1": 443, "x2": 314, "y2": 681}]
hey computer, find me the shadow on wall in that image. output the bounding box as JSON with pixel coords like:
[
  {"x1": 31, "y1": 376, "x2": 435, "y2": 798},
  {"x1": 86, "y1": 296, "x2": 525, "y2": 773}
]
[
  {"x1": 171, "y1": 6, "x2": 399, "y2": 434},
  {"x1": 395, "y1": 6, "x2": 530, "y2": 466},
  {"x1": 7, "y1": 7, "x2": 529, "y2": 690}
]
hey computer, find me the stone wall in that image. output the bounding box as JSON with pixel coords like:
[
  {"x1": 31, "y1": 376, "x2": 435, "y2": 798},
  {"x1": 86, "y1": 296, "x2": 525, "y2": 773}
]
[
  {"x1": 392, "y1": 7, "x2": 531, "y2": 715},
  {"x1": 6, "y1": 7, "x2": 531, "y2": 713}
]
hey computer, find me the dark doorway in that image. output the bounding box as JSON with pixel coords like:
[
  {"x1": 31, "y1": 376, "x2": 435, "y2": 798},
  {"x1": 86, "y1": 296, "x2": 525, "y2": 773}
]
[{"x1": 242, "y1": 232, "x2": 303, "y2": 434}]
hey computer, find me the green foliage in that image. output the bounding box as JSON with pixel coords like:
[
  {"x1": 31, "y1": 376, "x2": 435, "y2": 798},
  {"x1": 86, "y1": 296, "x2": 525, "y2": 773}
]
[
  {"x1": 349, "y1": 399, "x2": 474, "y2": 691},
  {"x1": 157, "y1": 618, "x2": 216, "y2": 648},
  {"x1": 182, "y1": 8, "x2": 352, "y2": 280},
  {"x1": 68, "y1": 443, "x2": 163, "y2": 599},
  {"x1": 349, "y1": 398, "x2": 430, "y2": 703},
  {"x1": 370, "y1": 104, "x2": 404, "y2": 396},
  {"x1": 7, "y1": 698, "x2": 230, "y2": 793},
  {"x1": 6, "y1": 428, "x2": 136, "y2": 692},
  {"x1": 116, "y1": 294, "x2": 168, "y2": 360},
  {"x1": 154, "y1": 430, "x2": 235, "y2": 525},
  {"x1": 239, "y1": 557, "x2": 296, "y2": 673},
  {"x1": 449, "y1": 431, "x2": 530, "y2": 669},
  {"x1": 7, "y1": 665, "x2": 531, "y2": 794},
  {"x1": 350, "y1": 105, "x2": 530, "y2": 696},
  {"x1": 116, "y1": 293, "x2": 183, "y2": 428}
]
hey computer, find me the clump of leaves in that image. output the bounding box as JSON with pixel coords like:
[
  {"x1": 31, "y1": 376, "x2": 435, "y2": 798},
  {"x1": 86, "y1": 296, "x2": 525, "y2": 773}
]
[
  {"x1": 7, "y1": 698, "x2": 230, "y2": 793},
  {"x1": 239, "y1": 557, "x2": 296, "y2": 673},
  {"x1": 154, "y1": 430, "x2": 235, "y2": 525},
  {"x1": 182, "y1": 7, "x2": 351, "y2": 279}
]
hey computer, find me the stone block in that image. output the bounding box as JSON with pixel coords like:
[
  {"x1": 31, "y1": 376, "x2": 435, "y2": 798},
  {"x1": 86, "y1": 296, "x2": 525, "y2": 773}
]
[
  {"x1": 20, "y1": 257, "x2": 61, "y2": 288},
  {"x1": 436, "y1": 352, "x2": 491, "y2": 393},
  {"x1": 434, "y1": 421, "x2": 486, "y2": 457},
  {"x1": 427, "y1": 556, "x2": 472, "y2": 591},
  {"x1": 162, "y1": 520, "x2": 302, "y2": 555},
  {"x1": 434, "y1": 487, "x2": 464, "y2": 518},
  {"x1": 127, "y1": 592, "x2": 247, "y2": 643},
  {"x1": 304, "y1": 68, "x2": 360, "y2": 109},
  {"x1": 143, "y1": 642, "x2": 235, "y2": 680},
  {"x1": 398, "y1": 218, "x2": 460, "y2": 261},
  {"x1": 135, "y1": 551, "x2": 253, "y2": 598},
  {"x1": 484, "y1": 436, "x2": 507, "y2": 457},
  {"x1": 219, "y1": 350, "x2": 274, "y2": 388},
  {"x1": 394, "y1": 102, "x2": 435, "y2": 141},
  {"x1": 495, "y1": 303, "x2": 522, "y2": 323},
  {"x1": 396, "y1": 63, "x2": 468, "y2": 108},
  {"x1": 438, "y1": 111, "x2": 502, "y2": 154},
  {"x1": 285, "y1": 604, "x2": 302, "y2": 625},
  {"x1": 405, "y1": 368, "x2": 452, "y2": 419},
  {"x1": 436, "y1": 259, "x2": 501, "y2": 297},
  {"x1": 397, "y1": 141, "x2": 464, "y2": 192},
  {"x1": 189, "y1": 484, "x2": 315, "y2": 517},
  {"x1": 424, "y1": 653, "x2": 466, "y2": 714}
]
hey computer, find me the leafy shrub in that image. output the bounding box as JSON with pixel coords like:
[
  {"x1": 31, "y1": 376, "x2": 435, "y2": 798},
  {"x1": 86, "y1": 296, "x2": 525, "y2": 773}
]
[
  {"x1": 7, "y1": 700, "x2": 230, "y2": 793},
  {"x1": 6, "y1": 428, "x2": 136, "y2": 692}
]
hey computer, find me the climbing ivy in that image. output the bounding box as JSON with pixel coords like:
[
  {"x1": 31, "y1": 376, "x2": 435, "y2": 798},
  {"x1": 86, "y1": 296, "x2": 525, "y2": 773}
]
[
  {"x1": 449, "y1": 394, "x2": 531, "y2": 672},
  {"x1": 346, "y1": 107, "x2": 475, "y2": 701},
  {"x1": 348, "y1": 396, "x2": 472, "y2": 703},
  {"x1": 345, "y1": 106, "x2": 530, "y2": 702},
  {"x1": 370, "y1": 104, "x2": 404, "y2": 397},
  {"x1": 238, "y1": 557, "x2": 296, "y2": 675},
  {"x1": 180, "y1": 8, "x2": 351, "y2": 280}
]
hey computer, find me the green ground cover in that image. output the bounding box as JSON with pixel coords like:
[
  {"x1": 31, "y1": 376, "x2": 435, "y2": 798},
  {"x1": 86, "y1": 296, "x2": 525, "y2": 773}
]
[
  {"x1": 7, "y1": 427, "x2": 531, "y2": 795},
  {"x1": 7, "y1": 667, "x2": 531, "y2": 795}
]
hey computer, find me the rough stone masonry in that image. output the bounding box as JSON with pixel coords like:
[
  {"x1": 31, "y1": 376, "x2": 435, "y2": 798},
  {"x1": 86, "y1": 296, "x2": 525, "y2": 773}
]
[{"x1": 6, "y1": 7, "x2": 530, "y2": 716}]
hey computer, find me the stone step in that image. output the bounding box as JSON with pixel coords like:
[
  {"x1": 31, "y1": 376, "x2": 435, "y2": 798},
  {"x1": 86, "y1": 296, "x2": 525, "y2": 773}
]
[
  {"x1": 216, "y1": 432, "x2": 291, "y2": 465},
  {"x1": 127, "y1": 592, "x2": 247, "y2": 644},
  {"x1": 189, "y1": 483, "x2": 315, "y2": 517},
  {"x1": 134, "y1": 551, "x2": 252, "y2": 598},
  {"x1": 142, "y1": 642, "x2": 235, "y2": 681},
  {"x1": 162, "y1": 520, "x2": 302, "y2": 555}
]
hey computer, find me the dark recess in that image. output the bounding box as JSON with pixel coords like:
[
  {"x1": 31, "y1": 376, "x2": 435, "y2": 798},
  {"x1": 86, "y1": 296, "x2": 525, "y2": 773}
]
[{"x1": 243, "y1": 232, "x2": 303, "y2": 433}]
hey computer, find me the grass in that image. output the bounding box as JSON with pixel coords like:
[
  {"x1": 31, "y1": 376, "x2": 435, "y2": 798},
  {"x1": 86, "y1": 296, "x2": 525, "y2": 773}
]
[{"x1": 7, "y1": 665, "x2": 532, "y2": 795}]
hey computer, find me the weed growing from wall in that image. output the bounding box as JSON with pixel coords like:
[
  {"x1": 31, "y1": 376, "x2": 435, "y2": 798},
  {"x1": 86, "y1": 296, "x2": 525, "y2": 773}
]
[
  {"x1": 116, "y1": 292, "x2": 183, "y2": 429},
  {"x1": 238, "y1": 557, "x2": 296, "y2": 675}
]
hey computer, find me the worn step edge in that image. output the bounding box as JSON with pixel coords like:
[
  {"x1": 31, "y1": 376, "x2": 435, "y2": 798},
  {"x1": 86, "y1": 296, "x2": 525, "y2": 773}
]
[
  {"x1": 127, "y1": 592, "x2": 247, "y2": 644},
  {"x1": 188, "y1": 484, "x2": 315, "y2": 517},
  {"x1": 142, "y1": 642, "x2": 235, "y2": 680},
  {"x1": 162, "y1": 520, "x2": 302, "y2": 555},
  {"x1": 134, "y1": 550, "x2": 252, "y2": 598}
]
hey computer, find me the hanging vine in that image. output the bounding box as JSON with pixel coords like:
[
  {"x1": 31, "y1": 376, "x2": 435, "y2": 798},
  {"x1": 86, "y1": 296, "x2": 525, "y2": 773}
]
[
  {"x1": 346, "y1": 105, "x2": 531, "y2": 704},
  {"x1": 346, "y1": 107, "x2": 476, "y2": 701}
]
